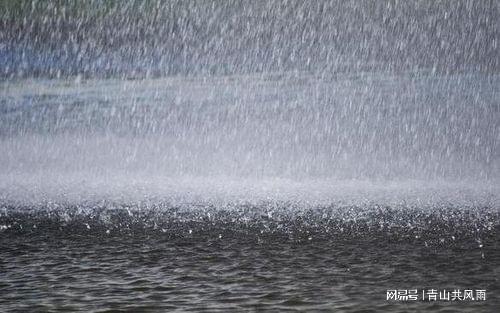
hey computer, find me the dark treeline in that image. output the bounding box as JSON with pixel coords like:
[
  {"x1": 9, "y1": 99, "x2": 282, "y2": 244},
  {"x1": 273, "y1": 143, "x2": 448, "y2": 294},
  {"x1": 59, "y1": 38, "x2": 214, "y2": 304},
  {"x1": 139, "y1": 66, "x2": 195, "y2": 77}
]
[{"x1": 1, "y1": 0, "x2": 499, "y2": 78}]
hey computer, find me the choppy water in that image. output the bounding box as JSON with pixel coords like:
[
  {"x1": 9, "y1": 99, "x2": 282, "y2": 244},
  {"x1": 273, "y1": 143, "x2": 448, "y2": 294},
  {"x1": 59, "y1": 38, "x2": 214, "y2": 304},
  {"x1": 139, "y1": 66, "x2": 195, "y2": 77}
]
[
  {"x1": 1, "y1": 205, "x2": 500, "y2": 312},
  {"x1": 2, "y1": 1, "x2": 500, "y2": 311}
]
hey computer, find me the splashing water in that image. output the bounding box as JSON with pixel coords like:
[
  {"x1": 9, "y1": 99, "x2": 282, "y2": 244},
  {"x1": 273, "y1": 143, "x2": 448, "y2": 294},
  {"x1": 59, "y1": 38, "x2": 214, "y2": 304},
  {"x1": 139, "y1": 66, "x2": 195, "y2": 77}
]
[
  {"x1": 0, "y1": 74, "x2": 498, "y2": 239},
  {"x1": 1, "y1": 1, "x2": 499, "y2": 312}
]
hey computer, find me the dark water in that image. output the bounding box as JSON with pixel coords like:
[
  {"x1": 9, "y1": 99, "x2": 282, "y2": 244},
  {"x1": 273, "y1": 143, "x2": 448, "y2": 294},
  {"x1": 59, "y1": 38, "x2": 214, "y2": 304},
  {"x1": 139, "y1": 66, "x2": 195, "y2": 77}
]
[
  {"x1": 2, "y1": 1, "x2": 499, "y2": 312},
  {"x1": 1, "y1": 205, "x2": 499, "y2": 312}
]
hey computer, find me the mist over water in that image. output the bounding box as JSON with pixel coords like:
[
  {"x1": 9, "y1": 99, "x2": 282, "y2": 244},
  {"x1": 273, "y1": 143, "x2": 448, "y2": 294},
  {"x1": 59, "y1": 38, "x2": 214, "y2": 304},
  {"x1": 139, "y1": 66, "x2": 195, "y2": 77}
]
[
  {"x1": 1, "y1": 74, "x2": 498, "y2": 207},
  {"x1": 1, "y1": 1, "x2": 500, "y2": 312},
  {"x1": 0, "y1": 0, "x2": 499, "y2": 244}
]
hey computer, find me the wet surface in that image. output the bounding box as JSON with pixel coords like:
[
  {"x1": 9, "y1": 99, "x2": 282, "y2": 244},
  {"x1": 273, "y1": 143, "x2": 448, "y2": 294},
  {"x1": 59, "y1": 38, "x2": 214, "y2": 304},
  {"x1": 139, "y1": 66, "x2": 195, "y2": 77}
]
[
  {"x1": 2, "y1": 2, "x2": 499, "y2": 312},
  {"x1": 1, "y1": 205, "x2": 499, "y2": 312}
]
